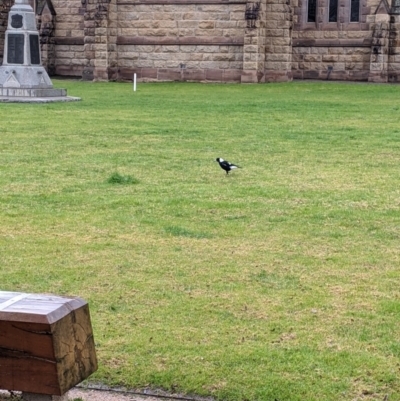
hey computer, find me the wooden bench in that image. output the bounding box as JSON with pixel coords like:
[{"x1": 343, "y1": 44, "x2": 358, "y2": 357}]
[{"x1": 0, "y1": 291, "x2": 97, "y2": 398}]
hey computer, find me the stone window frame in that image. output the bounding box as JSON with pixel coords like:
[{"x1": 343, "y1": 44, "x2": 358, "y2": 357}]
[
  {"x1": 341, "y1": 0, "x2": 368, "y2": 29},
  {"x1": 299, "y1": 0, "x2": 318, "y2": 28},
  {"x1": 298, "y1": 0, "x2": 367, "y2": 29}
]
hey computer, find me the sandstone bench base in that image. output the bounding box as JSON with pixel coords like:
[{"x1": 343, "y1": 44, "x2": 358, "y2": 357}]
[{"x1": 21, "y1": 392, "x2": 70, "y2": 401}]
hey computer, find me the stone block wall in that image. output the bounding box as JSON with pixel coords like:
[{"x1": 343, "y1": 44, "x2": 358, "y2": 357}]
[
  {"x1": 118, "y1": 44, "x2": 244, "y2": 81},
  {"x1": 291, "y1": 0, "x2": 377, "y2": 81},
  {"x1": 52, "y1": 0, "x2": 86, "y2": 76},
  {"x1": 292, "y1": 43, "x2": 371, "y2": 80},
  {"x1": 3, "y1": 0, "x2": 400, "y2": 83},
  {"x1": 115, "y1": 2, "x2": 246, "y2": 81},
  {"x1": 54, "y1": 43, "x2": 86, "y2": 76}
]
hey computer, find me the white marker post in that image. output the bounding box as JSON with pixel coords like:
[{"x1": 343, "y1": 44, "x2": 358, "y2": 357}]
[{"x1": 133, "y1": 73, "x2": 137, "y2": 92}]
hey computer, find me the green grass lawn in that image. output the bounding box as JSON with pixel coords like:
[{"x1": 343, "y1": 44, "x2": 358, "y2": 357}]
[{"x1": 1, "y1": 80, "x2": 400, "y2": 401}]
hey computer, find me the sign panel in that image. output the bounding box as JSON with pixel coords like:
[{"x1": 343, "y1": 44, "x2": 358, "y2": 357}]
[
  {"x1": 29, "y1": 34, "x2": 40, "y2": 65},
  {"x1": 7, "y1": 34, "x2": 24, "y2": 64}
]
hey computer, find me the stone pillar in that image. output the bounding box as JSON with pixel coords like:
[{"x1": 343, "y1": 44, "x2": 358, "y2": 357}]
[
  {"x1": 388, "y1": 14, "x2": 400, "y2": 82},
  {"x1": 0, "y1": 0, "x2": 13, "y2": 65},
  {"x1": 107, "y1": 0, "x2": 117, "y2": 80},
  {"x1": 368, "y1": 15, "x2": 390, "y2": 82},
  {"x1": 83, "y1": 0, "x2": 108, "y2": 81},
  {"x1": 83, "y1": 0, "x2": 95, "y2": 80},
  {"x1": 241, "y1": 1, "x2": 267, "y2": 83},
  {"x1": 368, "y1": 0, "x2": 391, "y2": 82},
  {"x1": 37, "y1": 2, "x2": 56, "y2": 75},
  {"x1": 264, "y1": 0, "x2": 293, "y2": 82},
  {"x1": 83, "y1": 0, "x2": 115, "y2": 81},
  {"x1": 93, "y1": 0, "x2": 109, "y2": 81}
]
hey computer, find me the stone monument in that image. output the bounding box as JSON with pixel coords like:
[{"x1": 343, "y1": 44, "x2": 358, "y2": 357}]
[{"x1": 0, "y1": 0, "x2": 79, "y2": 102}]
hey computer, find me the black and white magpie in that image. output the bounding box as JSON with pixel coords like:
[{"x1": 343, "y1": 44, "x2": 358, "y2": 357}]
[{"x1": 215, "y1": 158, "x2": 241, "y2": 175}]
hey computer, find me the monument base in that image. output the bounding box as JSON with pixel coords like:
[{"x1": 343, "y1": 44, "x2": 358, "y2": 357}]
[
  {"x1": 0, "y1": 66, "x2": 53, "y2": 89},
  {"x1": 0, "y1": 67, "x2": 80, "y2": 103},
  {"x1": 0, "y1": 95, "x2": 81, "y2": 103},
  {"x1": 0, "y1": 88, "x2": 66, "y2": 97}
]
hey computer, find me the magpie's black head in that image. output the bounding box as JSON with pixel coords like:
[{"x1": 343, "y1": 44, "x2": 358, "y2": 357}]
[{"x1": 216, "y1": 157, "x2": 223, "y2": 162}]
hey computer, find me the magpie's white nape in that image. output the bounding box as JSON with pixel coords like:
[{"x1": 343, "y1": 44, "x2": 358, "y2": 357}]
[{"x1": 215, "y1": 157, "x2": 241, "y2": 175}]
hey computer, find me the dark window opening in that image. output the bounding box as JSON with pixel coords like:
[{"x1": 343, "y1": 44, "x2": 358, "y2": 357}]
[
  {"x1": 329, "y1": 0, "x2": 338, "y2": 21},
  {"x1": 350, "y1": 0, "x2": 360, "y2": 21},
  {"x1": 307, "y1": 0, "x2": 317, "y2": 22}
]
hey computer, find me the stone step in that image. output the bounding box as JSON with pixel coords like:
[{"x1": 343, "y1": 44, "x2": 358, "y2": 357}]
[{"x1": 0, "y1": 87, "x2": 67, "y2": 97}]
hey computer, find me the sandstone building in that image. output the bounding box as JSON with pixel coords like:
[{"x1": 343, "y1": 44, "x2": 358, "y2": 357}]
[{"x1": 0, "y1": 0, "x2": 399, "y2": 83}]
